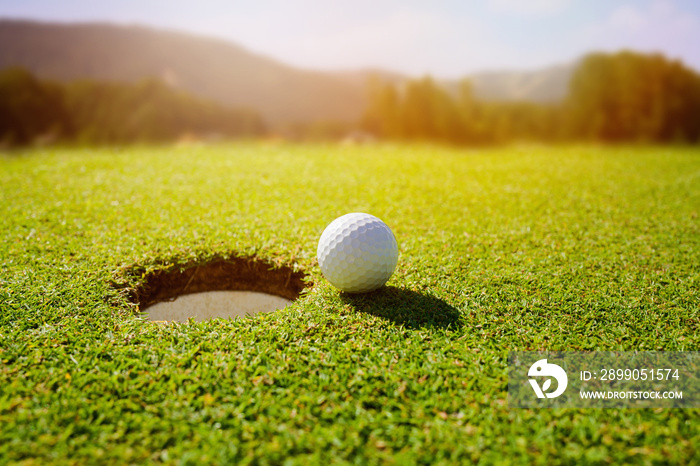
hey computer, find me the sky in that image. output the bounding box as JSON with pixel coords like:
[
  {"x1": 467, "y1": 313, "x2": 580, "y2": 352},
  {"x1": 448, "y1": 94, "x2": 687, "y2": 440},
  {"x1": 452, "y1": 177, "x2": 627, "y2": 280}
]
[{"x1": 1, "y1": 0, "x2": 699, "y2": 77}]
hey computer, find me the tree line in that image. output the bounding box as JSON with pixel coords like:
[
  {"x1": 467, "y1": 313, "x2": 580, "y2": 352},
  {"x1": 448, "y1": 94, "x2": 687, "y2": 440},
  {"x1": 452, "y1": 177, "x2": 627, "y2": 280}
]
[
  {"x1": 362, "y1": 51, "x2": 700, "y2": 144},
  {"x1": 0, "y1": 68, "x2": 264, "y2": 146},
  {"x1": 3, "y1": 50, "x2": 700, "y2": 147}
]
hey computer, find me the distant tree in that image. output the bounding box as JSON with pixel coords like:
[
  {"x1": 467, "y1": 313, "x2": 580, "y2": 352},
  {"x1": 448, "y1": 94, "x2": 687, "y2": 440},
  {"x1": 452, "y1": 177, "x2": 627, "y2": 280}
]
[
  {"x1": 0, "y1": 68, "x2": 72, "y2": 145},
  {"x1": 566, "y1": 51, "x2": 700, "y2": 143},
  {"x1": 400, "y1": 77, "x2": 434, "y2": 139},
  {"x1": 362, "y1": 74, "x2": 563, "y2": 145},
  {"x1": 455, "y1": 79, "x2": 477, "y2": 143},
  {"x1": 362, "y1": 52, "x2": 700, "y2": 146},
  {"x1": 362, "y1": 77, "x2": 400, "y2": 138},
  {"x1": 0, "y1": 68, "x2": 266, "y2": 147},
  {"x1": 363, "y1": 76, "x2": 469, "y2": 143},
  {"x1": 61, "y1": 77, "x2": 265, "y2": 144}
]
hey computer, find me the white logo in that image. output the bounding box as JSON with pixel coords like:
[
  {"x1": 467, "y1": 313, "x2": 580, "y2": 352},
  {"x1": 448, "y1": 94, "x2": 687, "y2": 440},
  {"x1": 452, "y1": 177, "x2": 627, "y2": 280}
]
[{"x1": 528, "y1": 359, "x2": 568, "y2": 398}]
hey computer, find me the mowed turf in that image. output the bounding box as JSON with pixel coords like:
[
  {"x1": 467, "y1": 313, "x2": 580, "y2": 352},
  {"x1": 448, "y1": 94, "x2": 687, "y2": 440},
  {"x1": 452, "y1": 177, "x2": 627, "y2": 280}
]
[{"x1": 1, "y1": 144, "x2": 698, "y2": 464}]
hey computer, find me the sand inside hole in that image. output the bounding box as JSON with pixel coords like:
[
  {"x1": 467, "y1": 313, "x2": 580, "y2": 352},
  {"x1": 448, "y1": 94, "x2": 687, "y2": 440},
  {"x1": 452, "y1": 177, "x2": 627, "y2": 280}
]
[
  {"x1": 145, "y1": 290, "x2": 291, "y2": 322},
  {"x1": 128, "y1": 257, "x2": 309, "y2": 323}
]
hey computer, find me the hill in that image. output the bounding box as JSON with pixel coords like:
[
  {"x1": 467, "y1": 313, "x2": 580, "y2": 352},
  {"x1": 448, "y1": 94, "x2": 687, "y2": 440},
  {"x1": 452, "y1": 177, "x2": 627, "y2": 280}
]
[
  {"x1": 0, "y1": 67, "x2": 265, "y2": 146},
  {"x1": 468, "y1": 63, "x2": 574, "y2": 103},
  {"x1": 0, "y1": 20, "x2": 365, "y2": 126},
  {"x1": 0, "y1": 19, "x2": 577, "y2": 126}
]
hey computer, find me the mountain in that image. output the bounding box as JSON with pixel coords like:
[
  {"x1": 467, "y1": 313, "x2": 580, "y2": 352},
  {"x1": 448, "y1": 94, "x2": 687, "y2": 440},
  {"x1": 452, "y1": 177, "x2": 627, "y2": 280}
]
[
  {"x1": 468, "y1": 64, "x2": 575, "y2": 103},
  {"x1": 0, "y1": 19, "x2": 574, "y2": 126},
  {"x1": 337, "y1": 66, "x2": 574, "y2": 104},
  {"x1": 0, "y1": 20, "x2": 366, "y2": 126}
]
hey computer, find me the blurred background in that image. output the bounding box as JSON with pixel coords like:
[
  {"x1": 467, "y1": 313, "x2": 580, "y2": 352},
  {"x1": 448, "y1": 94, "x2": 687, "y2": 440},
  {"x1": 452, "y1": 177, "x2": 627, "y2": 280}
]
[{"x1": 0, "y1": 0, "x2": 699, "y2": 147}]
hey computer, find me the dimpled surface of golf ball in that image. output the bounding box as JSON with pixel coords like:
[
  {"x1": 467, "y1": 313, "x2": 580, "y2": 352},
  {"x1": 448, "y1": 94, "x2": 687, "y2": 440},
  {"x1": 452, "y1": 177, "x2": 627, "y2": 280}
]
[{"x1": 317, "y1": 213, "x2": 399, "y2": 293}]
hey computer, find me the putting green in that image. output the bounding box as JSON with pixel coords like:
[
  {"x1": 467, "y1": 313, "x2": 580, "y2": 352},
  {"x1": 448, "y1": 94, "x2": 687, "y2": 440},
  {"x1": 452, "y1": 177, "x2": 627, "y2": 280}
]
[{"x1": 1, "y1": 143, "x2": 698, "y2": 464}]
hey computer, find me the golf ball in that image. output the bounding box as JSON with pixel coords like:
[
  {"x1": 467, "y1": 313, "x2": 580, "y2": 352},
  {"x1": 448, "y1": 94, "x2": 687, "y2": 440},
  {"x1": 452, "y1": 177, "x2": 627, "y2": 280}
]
[{"x1": 317, "y1": 213, "x2": 399, "y2": 293}]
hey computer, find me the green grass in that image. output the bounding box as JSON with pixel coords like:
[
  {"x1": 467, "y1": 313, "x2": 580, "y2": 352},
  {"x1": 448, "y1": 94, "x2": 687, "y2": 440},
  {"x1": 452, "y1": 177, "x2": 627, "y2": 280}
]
[{"x1": 1, "y1": 143, "x2": 699, "y2": 464}]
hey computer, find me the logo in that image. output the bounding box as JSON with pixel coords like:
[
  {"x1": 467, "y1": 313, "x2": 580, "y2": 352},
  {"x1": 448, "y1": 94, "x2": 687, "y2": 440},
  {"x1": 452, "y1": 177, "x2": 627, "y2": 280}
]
[{"x1": 528, "y1": 359, "x2": 568, "y2": 398}]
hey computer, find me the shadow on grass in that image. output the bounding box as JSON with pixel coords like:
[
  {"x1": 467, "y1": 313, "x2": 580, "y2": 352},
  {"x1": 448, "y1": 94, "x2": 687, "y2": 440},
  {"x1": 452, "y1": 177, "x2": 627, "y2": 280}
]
[{"x1": 340, "y1": 286, "x2": 462, "y2": 330}]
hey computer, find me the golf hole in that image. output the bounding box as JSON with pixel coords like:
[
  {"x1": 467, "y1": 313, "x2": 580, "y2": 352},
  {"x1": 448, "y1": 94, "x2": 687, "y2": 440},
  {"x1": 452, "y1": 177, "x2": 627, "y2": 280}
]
[{"x1": 134, "y1": 257, "x2": 308, "y2": 322}]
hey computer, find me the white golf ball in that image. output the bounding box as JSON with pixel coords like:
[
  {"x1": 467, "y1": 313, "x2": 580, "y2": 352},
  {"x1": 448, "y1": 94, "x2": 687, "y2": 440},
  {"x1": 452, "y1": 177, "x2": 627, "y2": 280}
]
[{"x1": 317, "y1": 213, "x2": 399, "y2": 293}]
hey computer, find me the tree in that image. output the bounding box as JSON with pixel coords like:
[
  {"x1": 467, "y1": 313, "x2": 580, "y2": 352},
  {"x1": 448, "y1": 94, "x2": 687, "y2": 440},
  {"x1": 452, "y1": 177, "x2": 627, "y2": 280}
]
[
  {"x1": 362, "y1": 77, "x2": 400, "y2": 138},
  {"x1": 0, "y1": 68, "x2": 266, "y2": 147},
  {"x1": 566, "y1": 51, "x2": 700, "y2": 143},
  {"x1": 0, "y1": 68, "x2": 72, "y2": 145}
]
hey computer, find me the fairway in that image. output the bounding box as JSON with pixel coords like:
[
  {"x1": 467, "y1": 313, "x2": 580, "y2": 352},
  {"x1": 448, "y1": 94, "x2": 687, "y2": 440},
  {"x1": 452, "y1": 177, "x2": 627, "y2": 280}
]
[{"x1": 1, "y1": 144, "x2": 699, "y2": 463}]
